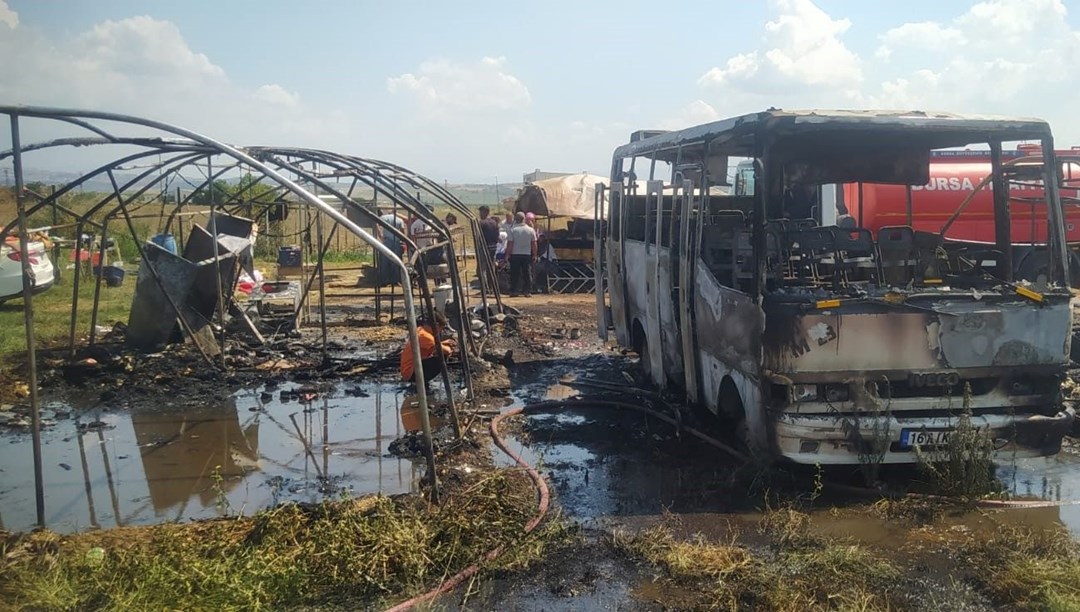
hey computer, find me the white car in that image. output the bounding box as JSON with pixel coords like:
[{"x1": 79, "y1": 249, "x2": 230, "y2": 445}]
[{"x1": 0, "y1": 240, "x2": 56, "y2": 302}]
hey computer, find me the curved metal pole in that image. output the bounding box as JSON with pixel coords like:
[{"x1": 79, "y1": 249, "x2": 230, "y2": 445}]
[
  {"x1": 305, "y1": 154, "x2": 476, "y2": 401},
  {"x1": 9, "y1": 114, "x2": 45, "y2": 527},
  {"x1": 206, "y1": 158, "x2": 229, "y2": 369},
  {"x1": 0, "y1": 135, "x2": 199, "y2": 162},
  {"x1": 0, "y1": 146, "x2": 212, "y2": 239},
  {"x1": 1, "y1": 106, "x2": 441, "y2": 499}
]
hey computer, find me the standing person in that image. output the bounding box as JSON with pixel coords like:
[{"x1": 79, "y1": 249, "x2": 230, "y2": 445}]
[
  {"x1": 376, "y1": 211, "x2": 406, "y2": 285},
  {"x1": 500, "y1": 210, "x2": 514, "y2": 236},
  {"x1": 533, "y1": 222, "x2": 556, "y2": 294},
  {"x1": 410, "y1": 214, "x2": 433, "y2": 252},
  {"x1": 506, "y1": 211, "x2": 537, "y2": 297},
  {"x1": 399, "y1": 311, "x2": 456, "y2": 386},
  {"x1": 478, "y1": 206, "x2": 500, "y2": 259}
]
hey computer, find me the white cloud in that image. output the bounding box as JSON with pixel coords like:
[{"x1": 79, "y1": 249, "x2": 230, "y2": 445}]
[
  {"x1": 0, "y1": 0, "x2": 17, "y2": 29},
  {"x1": 0, "y1": 14, "x2": 350, "y2": 157},
  {"x1": 254, "y1": 84, "x2": 300, "y2": 108},
  {"x1": 876, "y1": 22, "x2": 965, "y2": 60},
  {"x1": 865, "y1": 0, "x2": 1080, "y2": 123},
  {"x1": 659, "y1": 100, "x2": 721, "y2": 131},
  {"x1": 698, "y1": 0, "x2": 861, "y2": 94},
  {"x1": 387, "y1": 56, "x2": 531, "y2": 115}
]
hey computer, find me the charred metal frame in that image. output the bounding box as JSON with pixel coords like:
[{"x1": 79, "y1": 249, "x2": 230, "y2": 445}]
[{"x1": 0, "y1": 106, "x2": 496, "y2": 518}]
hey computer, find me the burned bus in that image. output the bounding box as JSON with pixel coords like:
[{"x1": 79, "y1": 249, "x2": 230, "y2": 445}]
[{"x1": 595, "y1": 109, "x2": 1075, "y2": 464}]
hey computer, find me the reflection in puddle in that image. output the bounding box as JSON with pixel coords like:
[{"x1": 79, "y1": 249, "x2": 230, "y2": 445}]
[
  {"x1": 0, "y1": 383, "x2": 424, "y2": 533},
  {"x1": 997, "y1": 451, "x2": 1080, "y2": 536}
]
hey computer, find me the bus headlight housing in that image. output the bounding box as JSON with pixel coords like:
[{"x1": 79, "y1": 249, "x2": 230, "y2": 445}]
[
  {"x1": 793, "y1": 384, "x2": 818, "y2": 402},
  {"x1": 824, "y1": 384, "x2": 850, "y2": 403}
]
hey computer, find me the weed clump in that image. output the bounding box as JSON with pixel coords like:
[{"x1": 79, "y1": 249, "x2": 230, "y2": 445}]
[
  {"x1": 615, "y1": 507, "x2": 909, "y2": 611},
  {"x1": 915, "y1": 384, "x2": 999, "y2": 498},
  {"x1": 0, "y1": 471, "x2": 561, "y2": 611},
  {"x1": 962, "y1": 523, "x2": 1080, "y2": 610}
]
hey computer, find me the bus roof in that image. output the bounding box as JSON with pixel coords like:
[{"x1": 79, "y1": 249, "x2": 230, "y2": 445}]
[{"x1": 613, "y1": 109, "x2": 1054, "y2": 162}]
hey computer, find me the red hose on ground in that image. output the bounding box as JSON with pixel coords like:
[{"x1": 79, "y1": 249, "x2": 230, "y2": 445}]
[{"x1": 383, "y1": 406, "x2": 550, "y2": 612}]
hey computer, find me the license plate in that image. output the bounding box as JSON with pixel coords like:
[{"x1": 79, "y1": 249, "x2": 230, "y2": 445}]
[{"x1": 899, "y1": 428, "x2": 952, "y2": 449}]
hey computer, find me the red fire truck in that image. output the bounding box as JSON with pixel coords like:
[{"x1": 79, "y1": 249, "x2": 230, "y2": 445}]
[
  {"x1": 732, "y1": 147, "x2": 1080, "y2": 283},
  {"x1": 848, "y1": 146, "x2": 1079, "y2": 238}
]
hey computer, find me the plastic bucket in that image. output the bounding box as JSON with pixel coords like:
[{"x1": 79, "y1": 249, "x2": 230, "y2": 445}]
[
  {"x1": 102, "y1": 265, "x2": 125, "y2": 288},
  {"x1": 433, "y1": 284, "x2": 453, "y2": 315},
  {"x1": 150, "y1": 233, "x2": 178, "y2": 255},
  {"x1": 278, "y1": 246, "x2": 302, "y2": 267}
]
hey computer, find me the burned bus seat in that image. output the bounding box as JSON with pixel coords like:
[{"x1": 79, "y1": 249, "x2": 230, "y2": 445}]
[
  {"x1": 788, "y1": 228, "x2": 837, "y2": 285},
  {"x1": 877, "y1": 225, "x2": 916, "y2": 286},
  {"x1": 831, "y1": 227, "x2": 877, "y2": 284},
  {"x1": 951, "y1": 247, "x2": 1006, "y2": 280},
  {"x1": 912, "y1": 231, "x2": 946, "y2": 281},
  {"x1": 701, "y1": 211, "x2": 746, "y2": 287}
]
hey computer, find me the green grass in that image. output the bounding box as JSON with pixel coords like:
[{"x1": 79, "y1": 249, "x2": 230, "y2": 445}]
[
  {"x1": 1, "y1": 471, "x2": 563, "y2": 611},
  {"x1": 0, "y1": 270, "x2": 135, "y2": 360}
]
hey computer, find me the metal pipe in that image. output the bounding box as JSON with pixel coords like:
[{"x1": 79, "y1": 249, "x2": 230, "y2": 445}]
[
  {"x1": 68, "y1": 220, "x2": 84, "y2": 356},
  {"x1": 315, "y1": 208, "x2": 328, "y2": 362},
  {"x1": 206, "y1": 158, "x2": 228, "y2": 369},
  {"x1": 88, "y1": 219, "x2": 108, "y2": 345},
  {"x1": 1042, "y1": 138, "x2": 1070, "y2": 284},
  {"x1": 989, "y1": 140, "x2": 1013, "y2": 279},
  {"x1": 904, "y1": 184, "x2": 913, "y2": 226},
  {"x1": 415, "y1": 264, "x2": 461, "y2": 438},
  {"x1": 857, "y1": 182, "x2": 864, "y2": 227},
  {"x1": 10, "y1": 114, "x2": 45, "y2": 528}
]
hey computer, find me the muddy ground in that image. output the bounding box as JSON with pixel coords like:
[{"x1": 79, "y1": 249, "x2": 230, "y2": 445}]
[{"x1": 2, "y1": 276, "x2": 1080, "y2": 609}]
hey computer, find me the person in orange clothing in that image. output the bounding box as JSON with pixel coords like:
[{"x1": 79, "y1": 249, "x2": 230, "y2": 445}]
[{"x1": 399, "y1": 311, "x2": 456, "y2": 385}]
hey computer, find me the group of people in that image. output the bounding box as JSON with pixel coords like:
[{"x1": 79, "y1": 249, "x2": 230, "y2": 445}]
[
  {"x1": 398, "y1": 205, "x2": 557, "y2": 386},
  {"x1": 477, "y1": 205, "x2": 554, "y2": 297}
]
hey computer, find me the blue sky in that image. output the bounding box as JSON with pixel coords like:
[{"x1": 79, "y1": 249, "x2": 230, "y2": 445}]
[{"x1": 3, "y1": 0, "x2": 1080, "y2": 182}]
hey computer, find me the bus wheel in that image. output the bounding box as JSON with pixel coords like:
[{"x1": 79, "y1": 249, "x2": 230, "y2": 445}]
[
  {"x1": 721, "y1": 378, "x2": 764, "y2": 461},
  {"x1": 632, "y1": 320, "x2": 651, "y2": 381},
  {"x1": 639, "y1": 336, "x2": 654, "y2": 383}
]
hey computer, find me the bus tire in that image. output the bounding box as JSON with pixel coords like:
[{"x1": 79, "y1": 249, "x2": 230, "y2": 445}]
[
  {"x1": 720, "y1": 377, "x2": 766, "y2": 461},
  {"x1": 631, "y1": 319, "x2": 651, "y2": 382}
]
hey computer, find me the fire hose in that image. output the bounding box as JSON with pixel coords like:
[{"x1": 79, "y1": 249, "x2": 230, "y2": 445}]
[{"x1": 386, "y1": 396, "x2": 1076, "y2": 610}]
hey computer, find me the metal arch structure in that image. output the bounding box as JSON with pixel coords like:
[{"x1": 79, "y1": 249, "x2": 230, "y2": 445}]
[{"x1": 0, "y1": 106, "x2": 474, "y2": 522}]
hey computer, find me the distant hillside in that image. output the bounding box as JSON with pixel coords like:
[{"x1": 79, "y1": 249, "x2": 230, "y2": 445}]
[
  {"x1": 3, "y1": 168, "x2": 525, "y2": 210},
  {"x1": 441, "y1": 183, "x2": 523, "y2": 208}
]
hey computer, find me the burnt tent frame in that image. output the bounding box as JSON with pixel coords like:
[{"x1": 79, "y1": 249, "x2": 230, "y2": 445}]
[{"x1": 0, "y1": 106, "x2": 493, "y2": 521}]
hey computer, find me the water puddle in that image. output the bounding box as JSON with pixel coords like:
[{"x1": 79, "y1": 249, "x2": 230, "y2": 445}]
[
  {"x1": 0, "y1": 382, "x2": 428, "y2": 533},
  {"x1": 997, "y1": 450, "x2": 1080, "y2": 535}
]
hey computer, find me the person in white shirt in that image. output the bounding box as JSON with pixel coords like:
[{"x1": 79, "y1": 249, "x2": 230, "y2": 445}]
[
  {"x1": 505, "y1": 211, "x2": 537, "y2": 297},
  {"x1": 410, "y1": 216, "x2": 433, "y2": 250}
]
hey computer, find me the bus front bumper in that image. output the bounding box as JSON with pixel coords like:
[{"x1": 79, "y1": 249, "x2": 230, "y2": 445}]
[{"x1": 773, "y1": 408, "x2": 1074, "y2": 465}]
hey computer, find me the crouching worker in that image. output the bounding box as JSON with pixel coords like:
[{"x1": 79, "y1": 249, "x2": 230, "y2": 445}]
[{"x1": 399, "y1": 311, "x2": 456, "y2": 386}]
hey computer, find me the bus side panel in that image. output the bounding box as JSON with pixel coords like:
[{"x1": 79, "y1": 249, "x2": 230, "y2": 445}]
[
  {"x1": 623, "y1": 240, "x2": 649, "y2": 354},
  {"x1": 693, "y1": 261, "x2": 768, "y2": 451},
  {"x1": 607, "y1": 187, "x2": 631, "y2": 348},
  {"x1": 657, "y1": 247, "x2": 683, "y2": 380}
]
